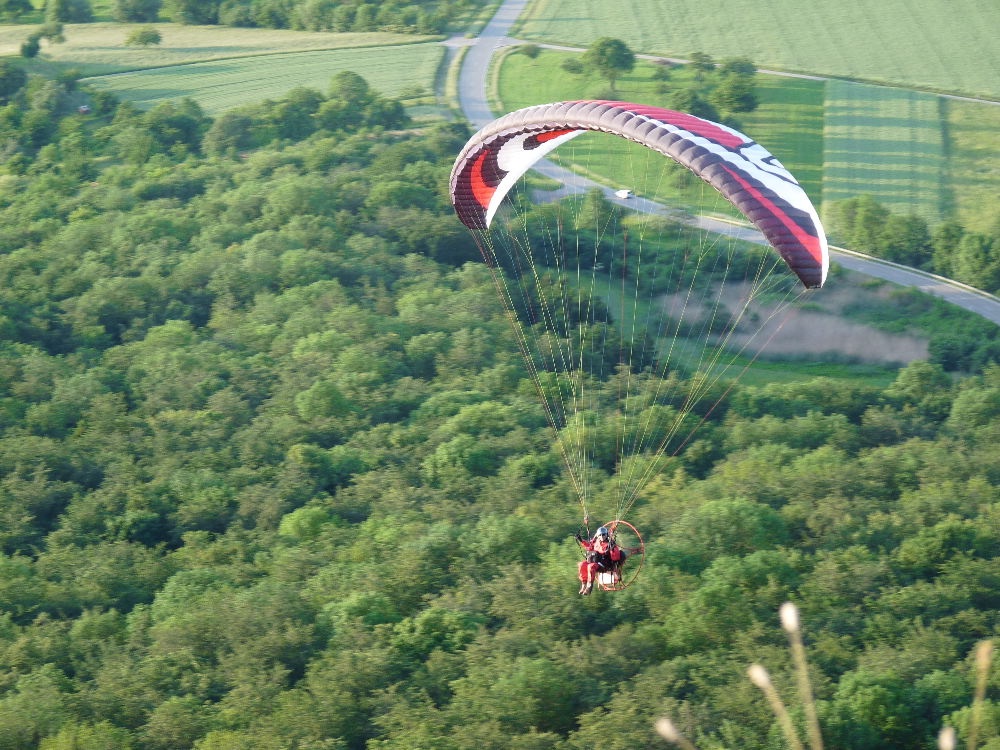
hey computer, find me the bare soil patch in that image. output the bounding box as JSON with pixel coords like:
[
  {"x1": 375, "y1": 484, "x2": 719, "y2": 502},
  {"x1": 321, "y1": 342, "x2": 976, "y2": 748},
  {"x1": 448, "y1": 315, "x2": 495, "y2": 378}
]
[{"x1": 660, "y1": 275, "x2": 929, "y2": 365}]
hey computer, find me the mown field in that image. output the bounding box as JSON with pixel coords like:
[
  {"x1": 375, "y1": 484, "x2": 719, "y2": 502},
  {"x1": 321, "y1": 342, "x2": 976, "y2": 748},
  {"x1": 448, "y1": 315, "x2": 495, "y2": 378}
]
[
  {"x1": 733, "y1": 75, "x2": 824, "y2": 202},
  {"x1": 945, "y1": 98, "x2": 1000, "y2": 231},
  {"x1": 0, "y1": 23, "x2": 438, "y2": 76},
  {"x1": 513, "y1": 0, "x2": 1000, "y2": 100},
  {"x1": 822, "y1": 80, "x2": 945, "y2": 223},
  {"x1": 84, "y1": 43, "x2": 445, "y2": 114}
]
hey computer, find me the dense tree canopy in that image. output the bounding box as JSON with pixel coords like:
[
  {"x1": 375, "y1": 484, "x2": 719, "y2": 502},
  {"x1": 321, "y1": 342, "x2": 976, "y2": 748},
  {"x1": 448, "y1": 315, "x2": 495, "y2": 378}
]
[
  {"x1": 0, "y1": 65, "x2": 996, "y2": 750},
  {"x1": 829, "y1": 195, "x2": 1000, "y2": 296}
]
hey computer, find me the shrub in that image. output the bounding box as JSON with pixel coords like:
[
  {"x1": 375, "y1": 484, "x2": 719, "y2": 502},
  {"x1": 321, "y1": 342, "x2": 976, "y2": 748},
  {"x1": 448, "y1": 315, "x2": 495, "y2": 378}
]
[{"x1": 125, "y1": 25, "x2": 162, "y2": 46}]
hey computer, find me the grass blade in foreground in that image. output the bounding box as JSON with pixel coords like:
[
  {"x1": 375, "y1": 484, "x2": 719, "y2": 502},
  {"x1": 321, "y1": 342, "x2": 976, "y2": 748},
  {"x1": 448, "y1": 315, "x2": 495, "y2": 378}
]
[
  {"x1": 748, "y1": 663, "x2": 805, "y2": 750},
  {"x1": 655, "y1": 717, "x2": 700, "y2": 750},
  {"x1": 781, "y1": 602, "x2": 824, "y2": 750}
]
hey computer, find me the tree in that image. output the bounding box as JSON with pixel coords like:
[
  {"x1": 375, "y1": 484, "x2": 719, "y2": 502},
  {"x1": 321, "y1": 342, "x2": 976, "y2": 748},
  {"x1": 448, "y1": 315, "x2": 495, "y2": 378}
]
[
  {"x1": 364, "y1": 96, "x2": 408, "y2": 130},
  {"x1": 249, "y1": 0, "x2": 292, "y2": 28},
  {"x1": 582, "y1": 37, "x2": 635, "y2": 91},
  {"x1": 202, "y1": 111, "x2": 254, "y2": 156},
  {"x1": 352, "y1": 2, "x2": 375, "y2": 31},
  {"x1": 46, "y1": 0, "x2": 92, "y2": 22},
  {"x1": 163, "y1": 0, "x2": 218, "y2": 23},
  {"x1": 952, "y1": 231, "x2": 1000, "y2": 291},
  {"x1": 849, "y1": 195, "x2": 890, "y2": 254},
  {"x1": 650, "y1": 61, "x2": 671, "y2": 81},
  {"x1": 330, "y1": 3, "x2": 353, "y2": 31},
  {"x1": 0, "y1": 60, "x2": 27, "y2": 102},
  {"x1": 573, "y1": 187, "x2": 615, "y2": 232},
  {"x1": 668, "y1": 87, "x2": 719, "y2": 122},
  {"x1": 20, "y1": 34, "x2": 40, "y2": 58},
  {"x1": 561, "y1": 58, "x2": 584, "y2": 75},
  {"x1": 143, "y1": 98, "x2": 209, "y2": 153},
  {"x1": 273, "y1": 86, "x2": 324, "y2": 139},
  {"x1": 113, "y1": 0, "x2": 159, "y2": 21},
  {"x1": 0, "y1": 0, "x2": 33, "y2": 19},
  {"x1": 931, "y1": 219, "x2": 964, "y2": 276},
  {"x1": 218, "y1": 0, "x2": 254, "y2": 26},
  {"x1": 710, "y1": 72, "x2": 758, "y2": 113},
  {"x1": 328, "y1": 70, "x2": 373, "y2": 106},
  {"x1": 40, "y1": 721, "x2": 135, "y2": 749},
  {"x1": 719, "y1": 57, "x2": 756, "y2": 77},
  {"x1": 877, "y1": 213, "x2": 931, "y2": 267},
  {"x1": 125, "y1": 25, "x2": 162, "y2": 46},
  {"x1": 929, "y1": 335, "x2": 977, "y2": 372},
  {"x1": 688, "y1": 51, "x2": 715, "y2": 74},
  {"x1": 38, "y1": 20, "x2": 64, "y2": 42}
]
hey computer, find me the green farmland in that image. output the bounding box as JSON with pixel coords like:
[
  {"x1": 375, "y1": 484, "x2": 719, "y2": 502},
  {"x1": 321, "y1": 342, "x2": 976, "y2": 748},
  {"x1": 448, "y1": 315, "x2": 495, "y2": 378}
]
[
  {"x1": 734, "y1": 75, "x2": 825, "y2": 202},
  {"x1": 514, "y1": 0, "x2": 1000, "y2": 100},
  {"x1": 0, "y1": 23, "x2": 438, "y2": 76},
  {"x1": 946, "y1": 97, "x2": 1000, "y2": 231},
  {"x1": 822, "y1": 81, "x2": 944, "y2": 223},
  {"x1": 497, "y1": 49, "x2": 1000, "y2": 231},
  {"x1": 497, "y1": 50, "x2": 824, "y2": 216},
  {"x1": 84, "y1": 43, "x2": 445, "y2": 114}
]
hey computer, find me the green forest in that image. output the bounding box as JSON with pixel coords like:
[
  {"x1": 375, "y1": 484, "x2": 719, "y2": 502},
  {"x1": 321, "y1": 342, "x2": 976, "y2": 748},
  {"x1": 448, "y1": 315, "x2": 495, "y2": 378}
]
[{"x1": 1, "y1": 41, "x2": 1000, "y2": 750}]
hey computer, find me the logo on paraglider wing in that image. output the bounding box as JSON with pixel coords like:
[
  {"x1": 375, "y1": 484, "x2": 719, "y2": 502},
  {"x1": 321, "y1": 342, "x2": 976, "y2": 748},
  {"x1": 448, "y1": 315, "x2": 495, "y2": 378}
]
[{"x1": 734, "y1": 143, "x2": 797, "y2": 186}]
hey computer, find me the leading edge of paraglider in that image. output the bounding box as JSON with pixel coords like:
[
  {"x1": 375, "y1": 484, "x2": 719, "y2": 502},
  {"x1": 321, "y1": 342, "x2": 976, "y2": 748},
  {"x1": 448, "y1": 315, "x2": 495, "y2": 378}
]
[{"x1": 449, "y1": 99, "x2": 829, "y2": 289}]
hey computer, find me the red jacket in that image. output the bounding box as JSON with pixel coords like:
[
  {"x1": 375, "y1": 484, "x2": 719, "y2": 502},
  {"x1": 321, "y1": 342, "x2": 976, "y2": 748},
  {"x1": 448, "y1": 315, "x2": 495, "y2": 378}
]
[{"x1": 580, "y1": 536, "x2": 622, "y2": 562}]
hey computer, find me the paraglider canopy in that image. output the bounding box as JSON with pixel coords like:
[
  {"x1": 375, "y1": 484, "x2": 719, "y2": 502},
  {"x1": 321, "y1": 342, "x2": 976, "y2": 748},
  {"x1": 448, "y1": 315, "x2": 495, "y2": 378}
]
[
  {"x1": 450, "y1": 100, "x2": 828, "y2": 288},
  {"x1": 449, "y1": 101, "x2": 830, "y2": 594}
]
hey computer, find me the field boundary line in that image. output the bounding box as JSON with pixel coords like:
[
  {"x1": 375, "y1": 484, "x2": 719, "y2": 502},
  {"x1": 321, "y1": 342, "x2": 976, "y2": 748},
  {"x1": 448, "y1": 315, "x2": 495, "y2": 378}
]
[
  {"x1": 443, "y1": 45, "x2": 470, "y2": 112},
  {"x1": 81, "y1": 38, "x2": 444, "y2": 81},
  {"x1": 485, "y1": 44, "x2": 520, "y2": 113},
  {"x1": 507, "y1": 40, "x2": 1000, "y2": 107}
]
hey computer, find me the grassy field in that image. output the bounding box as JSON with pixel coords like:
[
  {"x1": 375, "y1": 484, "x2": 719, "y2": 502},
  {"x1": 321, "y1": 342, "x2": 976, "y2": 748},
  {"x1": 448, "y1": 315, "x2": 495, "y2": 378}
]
[
  {"x1": 497, "y1": 49, "x2": 824, "y2": 216},
  {"x1": 497, "y1": 50, "x2": 1000, "y2": 232},
  {"x1": 0, "y1": 23, "x2": 438, "y2": 76},
  {"x1": 84, "y1": 43, "x2": 445, "y2": 114},
  {"x1": 737, "y1": 75, "x2": 825, "y2": 202},
  {"x1": 513, "y1": 0, "x2": 1000, "y2": 100},
  {"x1": 821, "y1": 80, "x2": 945, "y2": 223},
  {"x1": 945, "y1": 98, "x2": 1000, "y2": 231}
]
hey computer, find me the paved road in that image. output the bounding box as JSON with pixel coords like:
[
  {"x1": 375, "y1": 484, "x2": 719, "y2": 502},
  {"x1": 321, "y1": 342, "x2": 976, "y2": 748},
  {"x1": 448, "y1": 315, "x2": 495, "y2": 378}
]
[
  {"x1": 455, "y1": 0, "x2": 529, "y2": 128},
  {"x1": 452, "y1": 0, "x2": 1000, "y2": 325}
]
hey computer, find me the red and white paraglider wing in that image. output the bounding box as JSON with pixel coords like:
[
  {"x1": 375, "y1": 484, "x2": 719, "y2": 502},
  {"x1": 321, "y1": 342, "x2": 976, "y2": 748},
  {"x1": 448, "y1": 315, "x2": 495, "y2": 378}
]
[{"x1": 450, "y1": 100, "x2": 829, "y2": 288}]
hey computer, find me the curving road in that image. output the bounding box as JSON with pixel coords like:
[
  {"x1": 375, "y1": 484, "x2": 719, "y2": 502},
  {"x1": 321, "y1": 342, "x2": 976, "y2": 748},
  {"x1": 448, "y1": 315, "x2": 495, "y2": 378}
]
[{"x1": 449, "y1": 0, "x2": 1000, "y2": 325}]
